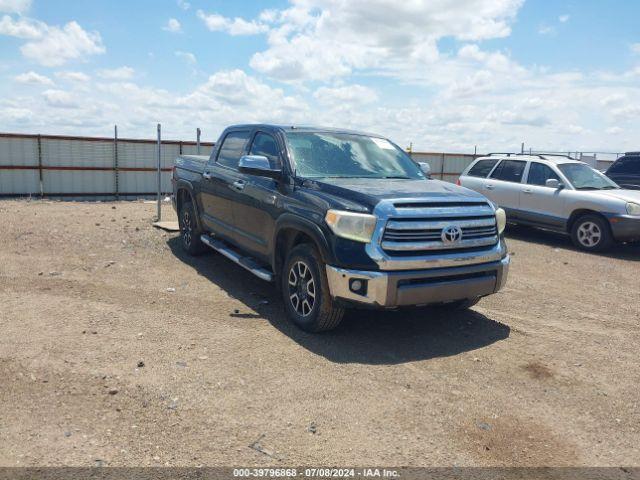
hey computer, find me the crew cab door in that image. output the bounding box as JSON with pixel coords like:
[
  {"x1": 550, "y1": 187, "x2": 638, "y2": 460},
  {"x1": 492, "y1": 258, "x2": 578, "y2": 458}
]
[
  {"x1": 607, "y1": 156, "x2": 640, "y2": 190},
  {"x1": 199, "y1": 130, "x2": 251, "y2": 244},
  {"x1": 483, "y1": 159, "x2": 527, "y2": 219},
  {"x1": 231, "y1": 131, "x2": 284, "y2": 262},
  {"x1": 518, "y1": 162, "x2": 567, "y2": 228}
]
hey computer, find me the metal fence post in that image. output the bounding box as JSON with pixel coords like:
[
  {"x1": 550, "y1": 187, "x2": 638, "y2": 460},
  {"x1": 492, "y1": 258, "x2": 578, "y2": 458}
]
[
  {"x1": 440, "y1": 153, "x2": 445, "y2": 181},
  {"x1": 197, "y1": 128, "x2": 201, "y2": 155},
  {"x1": 37, "y1": 134, "x2": 44, "y2": 197},
  {"x1": 156, "y1": 124, "x2": 162, "y2": 221},
  {"x1": 114, "y1": 125, "x2": 119, "y2": 200}
]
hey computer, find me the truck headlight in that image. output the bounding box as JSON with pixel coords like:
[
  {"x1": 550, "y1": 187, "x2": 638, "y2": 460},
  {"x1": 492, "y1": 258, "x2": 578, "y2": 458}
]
[
  {"x1": 626, "y1": 202, "x2": 640, "y2": 216},
  {"x1": 325, "y1": 210, "x2": 377, "y2": 243},
  {"x1": 496, "y1": 207, "x2": 507, "y2": 234}
]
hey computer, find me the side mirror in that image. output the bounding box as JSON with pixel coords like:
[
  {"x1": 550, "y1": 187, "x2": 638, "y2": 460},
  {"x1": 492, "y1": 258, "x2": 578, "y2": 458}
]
[
  {"x1": 418, "y1": 162, "x2": 432, "y2": 178},
  {"x1": 545, "y1": 179, "x2": 564, "y2": 189},
  {"x1": 238, "y1": 155, "x2": 282, "y2": 179}
]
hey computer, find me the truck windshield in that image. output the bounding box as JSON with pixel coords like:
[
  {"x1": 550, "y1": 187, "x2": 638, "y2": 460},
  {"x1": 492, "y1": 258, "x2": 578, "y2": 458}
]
[
  {"x1": 284, "y1": 132, "x2": 424, "y2": 180},
  {"x1": 557, "y1": 163, "x2": 619, "y2": 190}
]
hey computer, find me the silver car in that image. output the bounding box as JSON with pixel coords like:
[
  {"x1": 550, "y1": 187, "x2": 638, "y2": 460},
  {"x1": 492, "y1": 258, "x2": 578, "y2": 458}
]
[{"x1": 458, "y1": 154, "x2": 640, "y2": 251}]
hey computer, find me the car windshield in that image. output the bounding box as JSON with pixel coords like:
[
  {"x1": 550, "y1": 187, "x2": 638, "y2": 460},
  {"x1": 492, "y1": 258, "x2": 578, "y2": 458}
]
[
  {"x1": 558, "y1": 163, "x2": 619, "y2": 190},
  {"x1": 284, "y1": 132, "x2": 424, "y2": 180}
]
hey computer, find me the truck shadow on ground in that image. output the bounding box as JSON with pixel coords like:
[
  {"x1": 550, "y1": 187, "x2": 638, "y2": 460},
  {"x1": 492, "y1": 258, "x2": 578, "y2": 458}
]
[
  {"x1": 168, "y1": 237, "x2": 510, "y2": 365},
  {"x1": 505, "y1": 224, "x2": 640, "y2": 261}
]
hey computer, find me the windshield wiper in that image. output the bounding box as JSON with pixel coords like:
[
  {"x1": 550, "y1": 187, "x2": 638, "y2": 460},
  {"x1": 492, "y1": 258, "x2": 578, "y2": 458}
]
[{"x1": 381, "y1": 175, "x2": 411, "y2": 179}]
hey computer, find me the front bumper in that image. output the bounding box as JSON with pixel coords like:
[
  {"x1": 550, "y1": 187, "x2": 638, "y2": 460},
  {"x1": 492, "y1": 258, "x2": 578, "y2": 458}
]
[
  {"x1": 607, "y1": 215, "x2": 640, "y2": 242},
  {"x1": 326, "y1": 256, "x2": 510, "y2": 308}
]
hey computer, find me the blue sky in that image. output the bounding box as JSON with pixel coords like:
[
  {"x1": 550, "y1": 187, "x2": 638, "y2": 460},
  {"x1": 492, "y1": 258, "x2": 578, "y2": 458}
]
[{"x1": 1, "y1": 0, "x2": 639, "y2": 152}]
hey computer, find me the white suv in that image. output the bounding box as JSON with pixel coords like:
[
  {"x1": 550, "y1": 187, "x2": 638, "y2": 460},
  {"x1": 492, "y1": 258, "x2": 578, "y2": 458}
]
[{"x1": 458, "y1": 154, "x2": 640, "y2": 251}]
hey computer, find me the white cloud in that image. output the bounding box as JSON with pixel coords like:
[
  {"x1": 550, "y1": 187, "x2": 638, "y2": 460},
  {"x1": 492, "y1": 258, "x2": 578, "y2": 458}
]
[
  {"x1": 2, "y1": 17, "x2": 105, "y2": 66},
  {"x1": 98, "y1": 66, "x2": 135, "y2": 80},
  {"x1": 314, "y1": 85, "x2": 378, "y2": 106},
  {"x1": 55, "y1": 71, "x2": 90, "y2": 82},
  {"x1": 0, "y1": 14, "x2": 43, "y2": 38},
  {"x1": 177, "y1": 0, "x2": 190, "y2": 10},
  {"x1": 175, "y1": 50, "x2": 196, "y2": 64},
  {"x1": 197, "y1": 9, "x2": 269, "y2": 35},
  {"x1": 0, "y1": 0, "x2": 30, "y2": 14},
  {"x1": 42, "y1": 89, "x2": 80, "y2": 108},
  {"x1": 163, "y1": 18, "x2": 181, "y2": 33},
  {"x1": 606, "y1": 127, "x2": 622, "y2": 135},
  {"x1": 245, "y1": 0, "x2": 523, "y2": 81},
  {"x1": 14, "y1": 70, "x2": 54, "y2": 85},
  {"x1": 631, "y1": 43, "x2": 640, "y2": 55},
  {"x1": 538, "y1": 23, "x2": 555, "y2": 35},
  {"x1": 559, "y1": 14, "x2": 570, "y2": 23}
]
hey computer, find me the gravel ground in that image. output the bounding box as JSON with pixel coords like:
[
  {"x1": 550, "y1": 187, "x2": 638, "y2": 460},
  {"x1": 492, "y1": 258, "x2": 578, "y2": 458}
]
[{"x1": 0, "y1": 199, "x2": 639, "y2": 467}]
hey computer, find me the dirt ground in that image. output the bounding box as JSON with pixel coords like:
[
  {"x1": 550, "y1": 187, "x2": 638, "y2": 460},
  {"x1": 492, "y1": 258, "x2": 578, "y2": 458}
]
[{"x1": 0, "y1": 199, "x2": 639, "y2": 467}]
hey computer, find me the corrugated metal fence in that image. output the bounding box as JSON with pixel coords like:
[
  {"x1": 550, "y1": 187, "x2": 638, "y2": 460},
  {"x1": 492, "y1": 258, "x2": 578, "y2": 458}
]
[
  {"x1": 0, "y1": 133, "x2": 215, "y2": 200},
  {"x1": 0, "y1": 132, "x2": 483, "y2": 199}
]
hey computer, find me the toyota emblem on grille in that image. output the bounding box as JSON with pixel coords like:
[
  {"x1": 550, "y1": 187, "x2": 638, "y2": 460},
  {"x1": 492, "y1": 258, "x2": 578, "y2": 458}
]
[{"x1": 441, "y1": 225, "x2": 463, "y2": 244}]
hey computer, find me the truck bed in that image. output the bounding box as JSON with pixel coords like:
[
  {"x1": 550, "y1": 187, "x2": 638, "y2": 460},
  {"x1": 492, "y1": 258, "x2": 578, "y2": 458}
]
[{"x1": 175, "y1": 155, "x2": 209, "y2": 174}]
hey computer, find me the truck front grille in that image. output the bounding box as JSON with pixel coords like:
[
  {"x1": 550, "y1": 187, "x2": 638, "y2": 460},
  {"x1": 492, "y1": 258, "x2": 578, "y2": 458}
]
[{"x1": 381, "y1": 202, "x2": 498, "y2": 255}]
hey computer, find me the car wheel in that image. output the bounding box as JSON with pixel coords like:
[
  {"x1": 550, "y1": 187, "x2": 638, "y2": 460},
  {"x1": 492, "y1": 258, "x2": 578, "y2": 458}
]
[
  {"x1": 179, "y1": 200, "x2": 207, "y2": 256},
  {"x1": 571, "y1": 214, "x2": 613, "y2": 252},
  {"x1": 282, "y1": 244, "x2": 344, "y2": 332}
]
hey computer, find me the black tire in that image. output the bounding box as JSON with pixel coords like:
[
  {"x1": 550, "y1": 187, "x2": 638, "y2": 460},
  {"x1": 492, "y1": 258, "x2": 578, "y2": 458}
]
[
  {"x1": 570, "y1": 214, "x2": 613, "y2": 252},
  {"x1": 281, "y1": 244, "x2": 344, "y2": 332},
  {"x1": 438, "y1": 297, "x2": 481, "y2": 311},
  {"x1": 179, "y1": 200, "x2": 207, "y2": 256}
]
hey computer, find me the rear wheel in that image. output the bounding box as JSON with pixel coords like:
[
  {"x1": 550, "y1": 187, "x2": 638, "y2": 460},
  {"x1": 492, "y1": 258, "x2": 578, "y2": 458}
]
[
  {"x1": 282, "y1": 244, "x2": 344, "y2": 332},
  {"x1": 179, "y1": 200, "x2": 207, "y2": 256},
  {"x1": 571, "y1": 214, "x2": 613, "y2": 252}
]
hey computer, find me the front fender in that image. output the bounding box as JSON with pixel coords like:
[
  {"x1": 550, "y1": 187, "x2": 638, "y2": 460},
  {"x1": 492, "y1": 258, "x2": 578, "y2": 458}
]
[{"x1": 273, "y1": 213, "x2": 336, "y2": 267}]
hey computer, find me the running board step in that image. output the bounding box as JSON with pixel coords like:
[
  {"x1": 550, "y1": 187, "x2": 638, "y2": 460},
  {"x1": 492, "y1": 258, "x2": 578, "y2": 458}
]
[{"x1": 200, "y1": 235, "x2": 274, "y2": 282}]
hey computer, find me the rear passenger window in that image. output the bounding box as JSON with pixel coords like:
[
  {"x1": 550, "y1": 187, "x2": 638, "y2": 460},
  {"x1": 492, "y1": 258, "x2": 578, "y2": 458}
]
[
  {"x1": 216, "y1": 131, "x2": 251, "y2": 169},
  {"x1": 527, "y1": 162, "x2": 560, "y2": 186},
  {"x1": 467, "y1": 159, "x2": 498, "y2": 178},
  {"x1": 491, "y1": 160, "x2": 526, "y2": 183},
  {"x1": 249, "y1": 133, "x2": 281, "y2": 168}
]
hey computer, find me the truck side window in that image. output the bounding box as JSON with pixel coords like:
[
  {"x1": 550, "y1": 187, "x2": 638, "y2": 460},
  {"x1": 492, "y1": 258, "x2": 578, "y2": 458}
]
[
  {"x1": 491, "y1": 160, "x2": 526, "y2": 183},
  {"x1": 216, "y1": 131, "x2": 251, "y2": 169},
  {"x1": 250, "y1": 133, "x2": 281, "y2": 168},
  {"x1": 467, "y1": 159, "x2": 498, "y2": 177},
  {"x1": 527, "y1": 162, "x2": 560, "y2": 186}
]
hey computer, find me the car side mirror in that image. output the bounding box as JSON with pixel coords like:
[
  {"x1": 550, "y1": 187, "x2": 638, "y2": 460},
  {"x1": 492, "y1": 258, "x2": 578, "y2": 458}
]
[
  {"x1": 238, "y1": 155, "x2": 282, "y2": 179},
  {"x1": 545, "y1": 178, "x2": 564, "y2": 189},
  {"x1": 418, "y1": 162, "x2": 432, "y2": 178}
]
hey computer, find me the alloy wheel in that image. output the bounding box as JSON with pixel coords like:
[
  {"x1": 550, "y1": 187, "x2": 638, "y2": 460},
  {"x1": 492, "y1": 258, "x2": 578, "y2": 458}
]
[
  {"x1": 182, "y1": 210, "x2": 193, "y2": 247},
  {"x1": 288, "y1": 261, "x2": 316, "y2": 317},
  {"x1": 577, "y1": 221, "x2": 601, "y2": 248}
]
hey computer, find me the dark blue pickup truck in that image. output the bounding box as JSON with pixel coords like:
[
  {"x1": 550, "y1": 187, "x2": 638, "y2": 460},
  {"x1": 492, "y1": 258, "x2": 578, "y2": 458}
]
[{"x1": 172, "y1": 124, "x2": 510, "y2": 332}]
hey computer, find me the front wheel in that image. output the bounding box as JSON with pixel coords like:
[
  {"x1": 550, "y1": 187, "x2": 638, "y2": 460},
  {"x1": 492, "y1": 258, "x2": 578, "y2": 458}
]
[
  {"x1": 570, "y1": 214, "x2": 613, "y2": 252},
  {"x1": 438, "y1": 297, "x2": 481, "y2": 310},
  {"x1": 282, "y1": 244, "x2": 344, "y2": 332}
]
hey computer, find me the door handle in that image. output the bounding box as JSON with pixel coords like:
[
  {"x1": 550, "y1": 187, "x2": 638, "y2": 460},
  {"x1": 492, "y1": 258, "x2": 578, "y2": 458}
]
[
  {"x1": 522, "y1": 188, "x2": 532, "y2": 194},
  {"x1": 202, "y1": 172, "x2": 212, "y2": 181},
  {"x1": 485, "y1": 184, "x2": 495, "y2": 190},
  {"x1": 232, "y1": 180, "x2": 246, "y2": 191}
]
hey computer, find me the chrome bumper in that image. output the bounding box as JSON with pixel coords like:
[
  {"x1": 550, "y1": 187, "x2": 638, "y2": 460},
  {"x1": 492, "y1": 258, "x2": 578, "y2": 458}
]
[{"x1": 326, "y1": 255, "x2": 510, "y2": 308}]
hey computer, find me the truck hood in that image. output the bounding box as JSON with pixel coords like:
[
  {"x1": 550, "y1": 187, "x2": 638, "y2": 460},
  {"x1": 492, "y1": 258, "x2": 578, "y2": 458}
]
[{"x1": 300, "y1": 177, "x2": 488, "y2": 211}]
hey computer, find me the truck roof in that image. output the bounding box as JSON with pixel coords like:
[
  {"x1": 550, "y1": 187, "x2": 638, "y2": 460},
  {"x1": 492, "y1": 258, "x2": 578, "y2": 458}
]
[{"x1": 225, "y1": 124, "x2": 384, "y2": 138}]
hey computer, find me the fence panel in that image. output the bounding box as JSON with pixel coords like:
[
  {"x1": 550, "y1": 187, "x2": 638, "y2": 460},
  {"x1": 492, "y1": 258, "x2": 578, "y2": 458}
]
[
  {"x1": 41, "y1": 137, "x2": 115, "y2": 195},
  {"x1": 0, "y1": 136, "x2": 40, "y2": 195}
]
